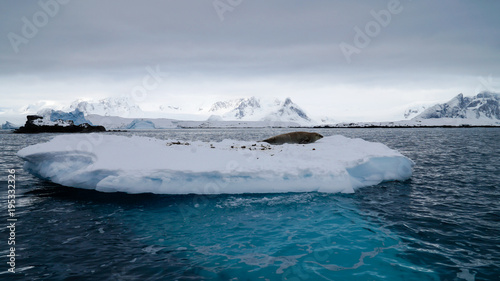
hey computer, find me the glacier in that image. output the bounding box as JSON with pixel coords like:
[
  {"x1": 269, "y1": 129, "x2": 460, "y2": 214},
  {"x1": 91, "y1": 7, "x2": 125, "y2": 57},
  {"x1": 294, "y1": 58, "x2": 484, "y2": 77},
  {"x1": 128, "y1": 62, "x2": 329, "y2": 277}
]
[
  {"x1": 125, "y1": 119, "x2": 157, "y2": 129},
  {"x1": 17, "y1": 134, "x2": 414, "y2": 194},
  {"x1": 35, "y1": 108, "x2": 91, "y2": 125}
]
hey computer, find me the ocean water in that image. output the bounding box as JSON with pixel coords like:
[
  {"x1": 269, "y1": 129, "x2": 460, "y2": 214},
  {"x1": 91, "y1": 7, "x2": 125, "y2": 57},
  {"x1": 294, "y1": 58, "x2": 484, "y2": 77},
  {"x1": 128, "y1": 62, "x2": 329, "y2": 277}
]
[{"x1": 0, "y1": 128, "x2": 499, "y2": 280}]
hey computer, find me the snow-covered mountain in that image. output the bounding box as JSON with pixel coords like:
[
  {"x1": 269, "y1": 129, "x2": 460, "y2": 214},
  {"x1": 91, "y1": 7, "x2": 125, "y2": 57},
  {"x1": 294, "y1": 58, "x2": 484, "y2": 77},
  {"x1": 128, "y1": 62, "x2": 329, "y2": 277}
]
[
  {"x1": 403, "y1": 105, "x2": 429, "y2": 120},
  {"x1": 6, "y1": 92, "x2": 499, "y2": 128},
  {"x1": 67, "y1": 97, "x2": 143, "y2": 117},
  {"x1": 263, "y1": 98, "x2": 311, "y2": 123},
  {"x1": 202, "y1": 97, "x2": 312, "y2": 125},
  {"x1": 10, "y1": 96, "x2": 312, "y2": 127},
  {"x1": 212, "y1": 97, "x2": 262, "y2": 119},
  {"x1": 414, "y1": 92, "x2": 500, "y2": 121},
  {"x1": 205, "y1": 97, "x2": 261, "y2": 119},
  {"x1": 19, "y1": 101, "x2": 56, "y2": 114},
  {"x1": 1, "y1": 121, "x2": 19, "y2": 130},
  {"x1": 208, "y1": 98, "x2": 251, "y2": 114}
]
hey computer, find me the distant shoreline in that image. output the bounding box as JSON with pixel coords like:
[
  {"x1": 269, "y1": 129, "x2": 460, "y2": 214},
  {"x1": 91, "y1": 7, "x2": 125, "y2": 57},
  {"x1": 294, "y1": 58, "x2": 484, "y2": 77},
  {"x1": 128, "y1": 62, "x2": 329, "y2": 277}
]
[
  {"x1": 161, "y1": 125, "x2": 500, "y2": 129},
  {"x1": 312, "y1": 125, "x2": 500, "y2": 129},
  {"x1": 4, "y1": 125, "x2": 499, "y2": 133}
]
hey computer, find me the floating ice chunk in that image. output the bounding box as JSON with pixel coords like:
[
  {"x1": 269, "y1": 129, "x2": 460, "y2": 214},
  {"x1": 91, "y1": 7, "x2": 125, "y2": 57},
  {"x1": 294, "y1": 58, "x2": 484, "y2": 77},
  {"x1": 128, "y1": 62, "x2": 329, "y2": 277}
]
[
  {"x1": 17, "y1": 134, "x2": 414, "y2": 194},
  {"x1": 125, "y1": 119, "x2": 156, "y2": 129}
]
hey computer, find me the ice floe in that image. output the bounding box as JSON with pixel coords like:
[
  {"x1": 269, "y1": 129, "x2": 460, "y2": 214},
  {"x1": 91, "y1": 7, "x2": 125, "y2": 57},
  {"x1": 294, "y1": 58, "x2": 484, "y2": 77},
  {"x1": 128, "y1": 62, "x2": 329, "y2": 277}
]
[{"x1": 17, "y1": 134, "x2": 414, "y2": 194}]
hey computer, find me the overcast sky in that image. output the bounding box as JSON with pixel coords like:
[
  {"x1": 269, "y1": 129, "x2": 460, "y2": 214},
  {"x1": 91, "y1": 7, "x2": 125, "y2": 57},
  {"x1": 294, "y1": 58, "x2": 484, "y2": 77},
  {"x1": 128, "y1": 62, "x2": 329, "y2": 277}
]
[{"x1": 1, "y1": 0, "x2": 499, "y2": 122}]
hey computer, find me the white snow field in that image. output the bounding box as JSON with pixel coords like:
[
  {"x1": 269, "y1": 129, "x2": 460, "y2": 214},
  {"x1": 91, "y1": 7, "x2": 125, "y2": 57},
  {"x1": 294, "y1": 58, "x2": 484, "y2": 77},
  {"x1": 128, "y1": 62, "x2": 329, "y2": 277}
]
[{"x1": 17, "y1": 134, "x2": 414, "y2": 194}]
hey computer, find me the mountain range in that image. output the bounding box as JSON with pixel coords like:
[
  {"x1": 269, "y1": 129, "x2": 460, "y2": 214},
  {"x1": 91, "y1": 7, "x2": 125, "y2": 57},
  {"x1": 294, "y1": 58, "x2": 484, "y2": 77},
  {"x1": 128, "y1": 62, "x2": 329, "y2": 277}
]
[
  {"x1": 68, "y1": 97, "x2": 143, "y2": 117},
  {"x1": 413, "y1": 92, "x2": 500, "y2": 121},
  {"x1": 2, "y1": 92, "x2": 500, "y2": 129},
  {"x1": 403, "y1": 105, "x2": 429, "y2": 120},
  {"x1": 201, "y1": 97, "x2": 312, "y2": 125},
  {"x1": 329, "y1": 91, "x2": 500, "y2": 128},
  {"x1": 30, "y1": 96, "x2": 312, "y2": 124}
]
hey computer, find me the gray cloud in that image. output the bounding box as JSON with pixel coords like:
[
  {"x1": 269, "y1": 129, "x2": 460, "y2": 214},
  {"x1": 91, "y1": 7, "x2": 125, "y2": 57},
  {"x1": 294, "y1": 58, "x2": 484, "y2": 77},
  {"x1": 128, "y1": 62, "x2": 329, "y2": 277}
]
[
  {"x1": 3, "y1": 1, "x2": 500, "y2": 71},
  {"x1": 1, "y1": 0, "x2": 499, "y2": 120}
]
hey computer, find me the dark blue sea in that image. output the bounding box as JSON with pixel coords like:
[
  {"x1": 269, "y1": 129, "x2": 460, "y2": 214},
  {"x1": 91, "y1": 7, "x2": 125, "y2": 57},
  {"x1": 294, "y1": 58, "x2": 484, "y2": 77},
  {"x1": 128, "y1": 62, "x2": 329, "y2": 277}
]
[{"x1": 0, "y1": 128, "x2": 499, "y2": 280}]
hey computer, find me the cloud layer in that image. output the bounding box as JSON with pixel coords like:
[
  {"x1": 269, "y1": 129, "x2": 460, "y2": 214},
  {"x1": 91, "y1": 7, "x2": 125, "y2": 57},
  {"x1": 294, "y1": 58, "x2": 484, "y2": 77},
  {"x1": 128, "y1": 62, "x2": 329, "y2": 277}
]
[{"x1": 1, "y1": 0, "x2": 499, "y2": 121}]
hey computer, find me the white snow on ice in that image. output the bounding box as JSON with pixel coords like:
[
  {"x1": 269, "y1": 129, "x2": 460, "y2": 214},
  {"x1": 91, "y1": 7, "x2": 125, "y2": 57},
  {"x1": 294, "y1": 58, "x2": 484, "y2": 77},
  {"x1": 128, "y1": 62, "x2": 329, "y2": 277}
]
[
  {"x1": 17, "y1": 134, "x2": 414, "y2": 194},
  {"x1": 31, "y1": 118, "x2": 73, "y2": 127}
]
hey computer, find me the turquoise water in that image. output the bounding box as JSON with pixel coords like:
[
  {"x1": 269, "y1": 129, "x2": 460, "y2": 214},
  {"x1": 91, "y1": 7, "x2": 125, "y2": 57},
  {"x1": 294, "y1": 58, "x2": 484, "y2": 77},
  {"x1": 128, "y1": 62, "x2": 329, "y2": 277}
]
[{"x1": 0, "y1": 128, "x2": 499, "y2": 280}]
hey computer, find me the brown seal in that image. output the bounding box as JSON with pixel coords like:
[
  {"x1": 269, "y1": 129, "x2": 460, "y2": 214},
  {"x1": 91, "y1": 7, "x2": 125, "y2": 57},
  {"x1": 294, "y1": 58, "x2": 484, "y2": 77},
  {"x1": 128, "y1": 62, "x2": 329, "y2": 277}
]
[{"x1": 261, "y1": 131, "x2": 323, "y2": 145}]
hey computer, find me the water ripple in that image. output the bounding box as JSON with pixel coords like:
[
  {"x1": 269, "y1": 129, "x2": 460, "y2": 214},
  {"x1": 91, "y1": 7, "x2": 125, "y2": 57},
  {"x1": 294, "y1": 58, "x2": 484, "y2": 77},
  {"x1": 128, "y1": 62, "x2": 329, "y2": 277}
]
[{"x1": 1, "y1": 128, "x2": 499, "y2": 280}]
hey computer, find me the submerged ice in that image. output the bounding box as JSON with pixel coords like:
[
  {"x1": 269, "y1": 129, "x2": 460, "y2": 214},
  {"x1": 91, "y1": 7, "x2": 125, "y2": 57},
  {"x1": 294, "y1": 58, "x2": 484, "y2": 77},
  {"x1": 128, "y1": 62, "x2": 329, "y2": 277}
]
[{"x1": 17, "y1": 134, "x2": 414, "y2": 194}]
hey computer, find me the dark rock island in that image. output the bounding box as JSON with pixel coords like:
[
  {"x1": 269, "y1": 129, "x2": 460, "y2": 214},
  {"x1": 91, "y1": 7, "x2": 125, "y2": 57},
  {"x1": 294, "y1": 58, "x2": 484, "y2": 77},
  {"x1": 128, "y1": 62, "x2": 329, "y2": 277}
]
[{"x1": 14, "y1": 115, "x2": 106, "y2": 134}]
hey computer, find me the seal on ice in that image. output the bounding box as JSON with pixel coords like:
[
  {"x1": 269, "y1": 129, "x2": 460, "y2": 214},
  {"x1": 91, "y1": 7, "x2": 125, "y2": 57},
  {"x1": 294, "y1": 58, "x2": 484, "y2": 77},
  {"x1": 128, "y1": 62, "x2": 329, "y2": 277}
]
[{"x1": 261, "y1": 132, "x2": 324, "y2": 145}]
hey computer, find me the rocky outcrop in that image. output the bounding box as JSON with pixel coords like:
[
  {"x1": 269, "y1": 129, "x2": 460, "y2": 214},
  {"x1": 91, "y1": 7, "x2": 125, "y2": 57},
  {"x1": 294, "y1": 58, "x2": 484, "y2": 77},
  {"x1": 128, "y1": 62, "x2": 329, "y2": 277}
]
[{"x1": 14, "y1": 115, "x2": 106, "y2": 134}]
